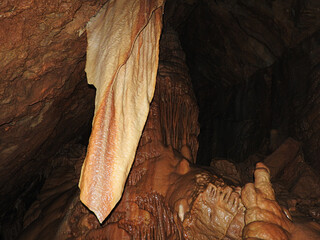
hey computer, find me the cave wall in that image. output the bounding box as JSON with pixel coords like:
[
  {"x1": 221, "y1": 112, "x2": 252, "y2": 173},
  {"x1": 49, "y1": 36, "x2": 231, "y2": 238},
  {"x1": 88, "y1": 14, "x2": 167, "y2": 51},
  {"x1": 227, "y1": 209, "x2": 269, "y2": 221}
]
[
  {"x1": 0, "y1": 0, "x2": 108, "y2": 235},
  {"x1": 280, "y1": 31, "x2": 320, "y2": 170}
]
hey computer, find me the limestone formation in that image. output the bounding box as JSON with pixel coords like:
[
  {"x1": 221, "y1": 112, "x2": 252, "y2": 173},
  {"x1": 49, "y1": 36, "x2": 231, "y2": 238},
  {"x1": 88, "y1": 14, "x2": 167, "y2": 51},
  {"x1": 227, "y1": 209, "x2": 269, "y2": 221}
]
[
  {"x1": 18, "y1": 24, "x2": 320, "y2": 240},
  {"x1": 2, "y1": 1, "x2": 320, "y2": 239},
  {"x1": 79, "y1": 0, "x2": 165, "y2": 223}
]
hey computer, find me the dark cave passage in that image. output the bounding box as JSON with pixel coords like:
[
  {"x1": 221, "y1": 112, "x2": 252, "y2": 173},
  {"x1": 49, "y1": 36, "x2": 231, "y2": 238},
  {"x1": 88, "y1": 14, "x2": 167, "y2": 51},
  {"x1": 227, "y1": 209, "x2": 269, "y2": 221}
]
[{"x1": 165, "y1": 0, "x2": 320, "y2": 168}]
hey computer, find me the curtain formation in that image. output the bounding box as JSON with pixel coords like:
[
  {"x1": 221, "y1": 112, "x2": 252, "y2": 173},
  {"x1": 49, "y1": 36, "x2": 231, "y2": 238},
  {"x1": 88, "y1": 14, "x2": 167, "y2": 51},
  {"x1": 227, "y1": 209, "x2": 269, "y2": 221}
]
[{"x1": 79, "y1": 0, "x2": 165, "y2": 223}]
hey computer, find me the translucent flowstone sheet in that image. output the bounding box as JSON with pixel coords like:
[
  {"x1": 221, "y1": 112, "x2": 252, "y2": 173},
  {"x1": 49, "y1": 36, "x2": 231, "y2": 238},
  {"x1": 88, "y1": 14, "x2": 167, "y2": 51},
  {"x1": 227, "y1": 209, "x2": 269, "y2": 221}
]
[{"x1": 79, "y1": 0, "x2": 165, "y2": 223}]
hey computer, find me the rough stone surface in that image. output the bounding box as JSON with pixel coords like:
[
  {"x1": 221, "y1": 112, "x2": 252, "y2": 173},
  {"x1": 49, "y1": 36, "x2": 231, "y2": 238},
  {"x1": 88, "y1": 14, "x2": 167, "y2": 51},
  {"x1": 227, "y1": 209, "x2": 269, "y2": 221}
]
[{"x1": 0, "y1": 0, "x2": 107, "y2": 236}]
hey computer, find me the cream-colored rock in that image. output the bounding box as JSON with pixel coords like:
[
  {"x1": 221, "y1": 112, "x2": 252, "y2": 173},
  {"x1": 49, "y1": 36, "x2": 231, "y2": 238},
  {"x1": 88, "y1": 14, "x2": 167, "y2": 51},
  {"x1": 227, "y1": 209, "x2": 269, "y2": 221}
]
[{"x1": 79, "y1": 0, "x2": 165, "y2": 223}]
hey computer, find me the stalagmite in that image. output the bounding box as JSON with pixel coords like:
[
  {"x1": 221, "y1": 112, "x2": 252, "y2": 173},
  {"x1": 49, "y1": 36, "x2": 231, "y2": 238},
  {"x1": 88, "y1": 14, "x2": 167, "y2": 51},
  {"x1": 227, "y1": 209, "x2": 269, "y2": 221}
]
[{"x1": 79, "y1": 0, "x2": 165, "y2": 223}]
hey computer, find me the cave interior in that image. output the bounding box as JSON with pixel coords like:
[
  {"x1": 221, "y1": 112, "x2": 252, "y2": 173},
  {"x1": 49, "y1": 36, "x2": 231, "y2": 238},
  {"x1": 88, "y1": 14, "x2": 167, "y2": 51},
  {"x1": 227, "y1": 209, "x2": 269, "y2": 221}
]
[{"x1": 1, "y1": 0, "x2": 320, "y2": 239}]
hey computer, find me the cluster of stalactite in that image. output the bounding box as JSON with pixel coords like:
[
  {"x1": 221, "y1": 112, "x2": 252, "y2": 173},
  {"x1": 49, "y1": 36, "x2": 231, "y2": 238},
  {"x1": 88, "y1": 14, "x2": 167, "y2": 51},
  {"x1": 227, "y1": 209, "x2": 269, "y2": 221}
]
[
  {"x1": 122, "y1": 193, "x2": 181, "y2": 239},
  {"x1": 156, "y1": 26, "x2": 200, "y2": 162}
]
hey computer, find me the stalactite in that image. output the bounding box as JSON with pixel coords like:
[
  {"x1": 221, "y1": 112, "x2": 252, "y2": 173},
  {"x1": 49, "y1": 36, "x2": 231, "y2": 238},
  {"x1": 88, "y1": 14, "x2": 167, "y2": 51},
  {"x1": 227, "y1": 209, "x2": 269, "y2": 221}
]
[
  {"x1": 133, "y1": 193, "x2": 182, "y2": 239},
  {"x1": 156, "y1": 26, "x2": 200, "y2": 163}
]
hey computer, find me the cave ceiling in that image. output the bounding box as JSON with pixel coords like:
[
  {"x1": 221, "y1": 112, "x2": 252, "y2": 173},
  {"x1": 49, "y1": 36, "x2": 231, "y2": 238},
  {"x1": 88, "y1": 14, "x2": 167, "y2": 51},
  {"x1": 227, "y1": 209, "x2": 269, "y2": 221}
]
[{"x1": 1, "y1": 0, "x2": 320, "y2": 234}]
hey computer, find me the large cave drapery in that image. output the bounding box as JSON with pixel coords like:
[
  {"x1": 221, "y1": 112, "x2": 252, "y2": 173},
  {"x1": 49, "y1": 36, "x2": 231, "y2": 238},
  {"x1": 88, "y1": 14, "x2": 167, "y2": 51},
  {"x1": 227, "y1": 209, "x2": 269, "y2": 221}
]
[{"x1": 79, "y1": 0, "x2": 165, "y2": 222}]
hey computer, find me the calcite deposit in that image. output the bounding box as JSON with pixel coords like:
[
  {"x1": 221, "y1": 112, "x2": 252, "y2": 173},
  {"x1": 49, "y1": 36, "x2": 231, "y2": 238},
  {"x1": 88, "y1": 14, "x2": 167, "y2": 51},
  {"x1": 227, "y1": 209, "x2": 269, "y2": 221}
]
[
  {"x1": 17, "y1": 25, "x2": 320, "y2": 240},
  {"x1": 2, "y1": 0, "x2": 320, "y2": 239},
  {"x1": 79, "y1": 0, "x2": 165, "y2": 223}
]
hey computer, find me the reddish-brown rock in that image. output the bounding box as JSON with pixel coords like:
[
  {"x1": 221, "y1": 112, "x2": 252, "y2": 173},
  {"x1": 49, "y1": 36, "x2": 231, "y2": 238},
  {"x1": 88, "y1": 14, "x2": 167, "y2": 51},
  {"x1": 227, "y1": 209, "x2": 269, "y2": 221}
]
[{"x1": 0, "y1": 0, "x2": 107, "y2": 236}]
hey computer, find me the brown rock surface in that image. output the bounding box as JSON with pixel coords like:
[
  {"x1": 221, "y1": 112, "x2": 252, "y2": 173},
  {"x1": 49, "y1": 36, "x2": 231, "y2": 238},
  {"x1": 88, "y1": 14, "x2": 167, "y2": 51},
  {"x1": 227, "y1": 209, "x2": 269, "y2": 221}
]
[
  {"x1": 18, "y1": 144, "x2": 84, "y2": 240},
  {"x1": 263, "y1": 138, "x2": 301, "y2": 179},
  {"x1": 210, "y1": 158, "x2": 242, "y2": 185},
  {"x1": 0, "y1": 0, "x2": 107, "y2": 237}
]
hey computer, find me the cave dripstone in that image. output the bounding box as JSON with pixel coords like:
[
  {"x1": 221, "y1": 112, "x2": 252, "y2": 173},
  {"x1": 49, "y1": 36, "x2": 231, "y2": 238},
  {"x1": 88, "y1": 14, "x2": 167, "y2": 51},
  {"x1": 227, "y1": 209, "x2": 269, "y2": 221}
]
[
  {"x1": 0, "y1": 0, "x2": 107, "y2": 236},
  {"x1": 1, "y1": 0, "x2": 320, "y2": 239}
]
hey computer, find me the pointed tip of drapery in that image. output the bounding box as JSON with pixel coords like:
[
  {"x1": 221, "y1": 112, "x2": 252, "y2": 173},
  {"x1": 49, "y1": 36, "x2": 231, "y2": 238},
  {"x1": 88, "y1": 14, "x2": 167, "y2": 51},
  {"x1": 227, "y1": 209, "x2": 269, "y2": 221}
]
[{"x1": 79, "y1": 194, "x2": 113, "y2": 224}]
